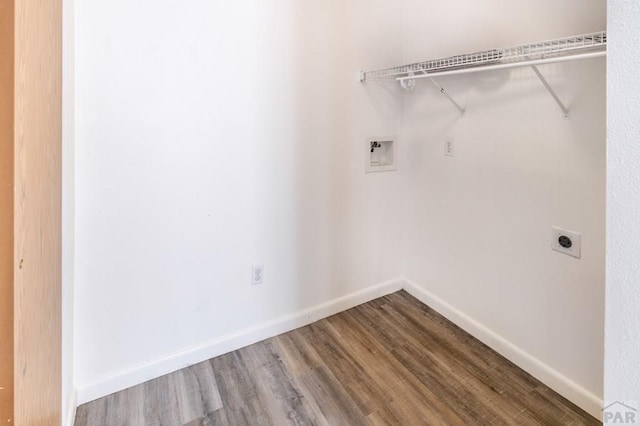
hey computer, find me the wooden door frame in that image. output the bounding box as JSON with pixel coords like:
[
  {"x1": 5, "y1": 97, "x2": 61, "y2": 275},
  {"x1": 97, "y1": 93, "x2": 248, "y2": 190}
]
[
  {"x1": 8, "y1": 0, "x2": 63, "y2": 423},
  {"x1": 0, "y1": 0, "x2": 15, "y2": 421}
]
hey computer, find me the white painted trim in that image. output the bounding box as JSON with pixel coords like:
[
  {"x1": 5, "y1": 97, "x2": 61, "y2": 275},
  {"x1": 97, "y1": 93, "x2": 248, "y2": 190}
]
[
  {"x1": 65, "y1": 388, "x2": 78, "y2": 426},
  {"x1": 403, "y1": 280, "x2": 603, "y2": 420},
  {"x1": 76, "y1": 279, "x2": 404, "y2": 405}
]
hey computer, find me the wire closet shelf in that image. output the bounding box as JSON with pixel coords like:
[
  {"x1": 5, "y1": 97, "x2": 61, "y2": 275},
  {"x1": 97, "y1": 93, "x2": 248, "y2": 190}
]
[{"x1": 360, "y1": 31, "x2": 607, "y2": 83}]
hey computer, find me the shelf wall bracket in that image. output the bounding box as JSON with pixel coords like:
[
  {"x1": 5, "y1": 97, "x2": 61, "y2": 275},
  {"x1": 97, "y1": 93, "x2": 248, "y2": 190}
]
[
  {"x1": 429, "y1": 78, "x2": 465, "y2": 115},
  {"x1": 530, "y1": 65, "x2": 570, "y2": 118}
]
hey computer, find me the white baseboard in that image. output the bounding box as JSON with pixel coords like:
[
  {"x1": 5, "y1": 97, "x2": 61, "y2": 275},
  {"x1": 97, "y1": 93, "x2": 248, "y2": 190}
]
[
  {"x1": 65, "y1": 388, "x2": 78, "y2": 426},
  {"x1": 74, "y1": 277, "x2": 602, "y2": 421},
  {"x1": 76, "y1": 278, "x2": 404, "y2": 406},
  {"x1": 403, "y1": 280, "x2": 603, "y2": 420}
]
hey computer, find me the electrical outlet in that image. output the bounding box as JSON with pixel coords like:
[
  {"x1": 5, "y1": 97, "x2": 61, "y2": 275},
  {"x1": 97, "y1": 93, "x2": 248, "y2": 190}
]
[
  {"x1": 251, "y1": 265, "x2": 264, "y2": 285},
  {"x1": 445, "y1": 138, "x2": 455, "y2": 157},
  {"x1": 551, "y1": 227, "x2": 581, "y2": 259}
]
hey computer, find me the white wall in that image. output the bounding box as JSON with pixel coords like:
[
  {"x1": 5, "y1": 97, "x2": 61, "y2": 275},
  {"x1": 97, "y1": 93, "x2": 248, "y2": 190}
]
[
  {"x1": 605, "y1": 0, "x2": 640, "y2": 409},
  {"x1": 401, "y1": 0, "x2": 606, "y2": 414},
  {"x1": 73, "y1": 0, "x2": 609, "y2": 417},
  {"x1": 74, "y1": 0, "x2": 405, "y2": 399}
]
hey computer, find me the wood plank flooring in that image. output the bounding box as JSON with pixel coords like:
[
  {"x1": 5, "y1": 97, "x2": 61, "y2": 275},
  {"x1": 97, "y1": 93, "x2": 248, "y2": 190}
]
[{"x1": 75, "y1": 291, "x2": 599, "y2": 425}]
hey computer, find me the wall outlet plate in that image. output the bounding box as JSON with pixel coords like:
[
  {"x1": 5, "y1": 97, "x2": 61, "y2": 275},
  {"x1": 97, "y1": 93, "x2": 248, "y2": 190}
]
[
  {"x1": 251, "y1": 265, "x2": 264, "y2": 285},
  {"x1": 445, "y1": 138, "x2": 455, "y2": 157},
  {"x1": 551, "y1": 226, "x2": 581, "y2": 259}
]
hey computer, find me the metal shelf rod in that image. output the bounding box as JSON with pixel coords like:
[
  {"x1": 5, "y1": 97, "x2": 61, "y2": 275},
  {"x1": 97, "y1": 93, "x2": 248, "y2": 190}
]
[
  {"x1": 429, "y1": 78, "x2": 465, "y2": 115},
  {"x1": 530, "y1": 65, "x2": 570, "y2": 118},
  {"x1": 396, "y1": 51, "x2": 605, "y2": 82}
]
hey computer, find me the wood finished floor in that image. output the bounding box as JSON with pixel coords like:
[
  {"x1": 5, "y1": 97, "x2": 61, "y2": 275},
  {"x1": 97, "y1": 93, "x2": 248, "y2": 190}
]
[{"x1": 75, "y1": 291, "x2": 599, "y2": 425}]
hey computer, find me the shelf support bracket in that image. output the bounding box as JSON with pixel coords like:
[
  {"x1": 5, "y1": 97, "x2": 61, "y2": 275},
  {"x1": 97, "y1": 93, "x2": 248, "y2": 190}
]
[
  {"x1": 429, "y1": 78, "x2": 465, "y2": 115},
  {"x1": 530, "y1": 65, "x2": 569, "y2": 118}
]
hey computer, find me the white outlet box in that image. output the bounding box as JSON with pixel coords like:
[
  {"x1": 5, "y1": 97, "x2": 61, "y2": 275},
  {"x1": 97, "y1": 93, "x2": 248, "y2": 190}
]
[
  {"x1": 551, "y1": 226, "x2": 581, "y2": 259},
  {"x1": 445, "y1": 138, "x2": 455, "y2": 157},
  {"x1": 251, "y1": 265, "x2": 264, "y2": 285},
  {"x1": 366, "y1": 137, "x2": 396, "y2": 173}
]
